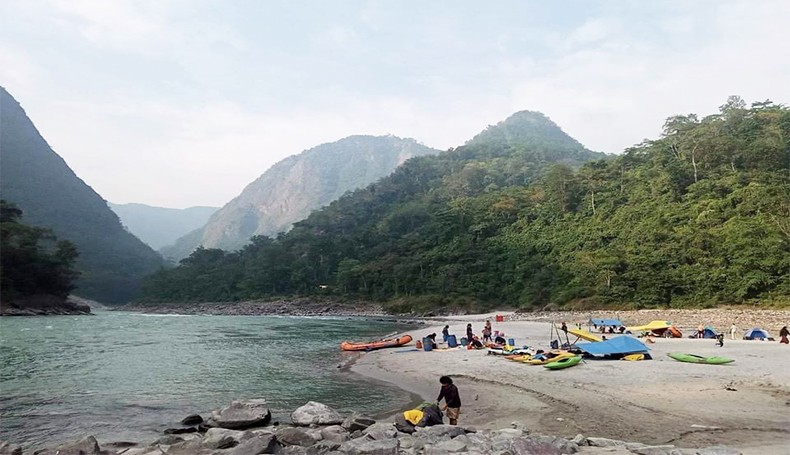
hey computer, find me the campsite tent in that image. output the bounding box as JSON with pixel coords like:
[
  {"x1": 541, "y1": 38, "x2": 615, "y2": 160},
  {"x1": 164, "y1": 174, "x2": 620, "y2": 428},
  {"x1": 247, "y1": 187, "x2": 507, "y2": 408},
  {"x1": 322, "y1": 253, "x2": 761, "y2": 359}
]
[
  {"x1": 743, "y1": 328, "x2": 771, "y2": 340},
  {"x1": 576, "y1": 336, "x2": 649, "y2": 357},
  {"x1": 701, "y1": 326, "x2": 718, "y2": 339}
]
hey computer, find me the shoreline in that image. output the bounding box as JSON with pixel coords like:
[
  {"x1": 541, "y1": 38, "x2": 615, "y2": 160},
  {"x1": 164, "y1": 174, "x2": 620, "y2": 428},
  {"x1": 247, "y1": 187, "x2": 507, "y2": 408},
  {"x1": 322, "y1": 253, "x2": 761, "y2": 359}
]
[{"x1": 350, "y1": 310, "x2": 790, "y2": 455}]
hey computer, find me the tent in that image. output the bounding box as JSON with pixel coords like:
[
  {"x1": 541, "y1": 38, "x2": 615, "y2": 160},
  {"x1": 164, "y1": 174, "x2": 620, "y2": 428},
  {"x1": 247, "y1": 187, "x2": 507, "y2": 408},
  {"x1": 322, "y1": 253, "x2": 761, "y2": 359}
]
[
  {"x1": 743, "y1": 328, "x2": 771, "y2": 340},
  {"x1": 701, "y1": 326, "x2": 718, "y2": 339},
  {"x1": 575, "y1": 336, "x2": 650, "y2": 357},
  {"x1": 589, "y1": 318, "x2": 623, "y2": 327}
]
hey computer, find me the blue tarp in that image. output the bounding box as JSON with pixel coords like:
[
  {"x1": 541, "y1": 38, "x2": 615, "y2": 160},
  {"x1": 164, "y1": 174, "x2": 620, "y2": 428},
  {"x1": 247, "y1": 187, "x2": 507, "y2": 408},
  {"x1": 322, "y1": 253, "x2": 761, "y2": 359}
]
[
  {"x1": 589, "y1": 318, "x2": 623, "y2": 327},
  {"x1": 576, "y1": 336, "x2": 649, "y2": 356}
]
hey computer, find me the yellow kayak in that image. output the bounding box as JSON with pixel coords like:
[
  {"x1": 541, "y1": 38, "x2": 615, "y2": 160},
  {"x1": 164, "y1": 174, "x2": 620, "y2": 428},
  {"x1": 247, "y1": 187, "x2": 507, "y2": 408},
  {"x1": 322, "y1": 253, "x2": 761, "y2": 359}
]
[
  {"x1": 528, "y1": 351, "x2": 575, "y2": 365},
  {"x1": 507, "y1": 355, "x2": 533, "y2": 363}
]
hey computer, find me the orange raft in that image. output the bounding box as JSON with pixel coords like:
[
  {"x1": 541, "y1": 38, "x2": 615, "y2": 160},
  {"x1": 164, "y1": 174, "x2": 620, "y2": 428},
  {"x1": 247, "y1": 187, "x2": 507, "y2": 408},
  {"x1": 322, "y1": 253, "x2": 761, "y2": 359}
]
[{"x1": 340, "y1": 335, "x2": 413, "y2": 351}]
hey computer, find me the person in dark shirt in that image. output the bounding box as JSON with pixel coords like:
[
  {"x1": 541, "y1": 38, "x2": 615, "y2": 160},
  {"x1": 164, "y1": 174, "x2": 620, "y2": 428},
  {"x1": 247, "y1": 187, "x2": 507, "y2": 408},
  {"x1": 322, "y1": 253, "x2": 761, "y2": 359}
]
[
  {"x1": 426, "y1": 333, "x2": 437, "y2": 349},
  {"x1": 437, "y1": 375, "x2": 461, "y2": 425},
  {"x1": 466, "y1": 323, "x2": 473, "y2": 342},
  {"x1": 442, "y1": 325, "x2": 450, "y2": 342}
]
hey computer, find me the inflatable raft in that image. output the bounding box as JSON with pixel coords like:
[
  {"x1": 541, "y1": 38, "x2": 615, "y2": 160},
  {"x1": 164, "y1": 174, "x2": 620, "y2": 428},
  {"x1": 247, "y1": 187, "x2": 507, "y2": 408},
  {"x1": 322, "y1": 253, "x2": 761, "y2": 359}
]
[{"x1": 340, "y1": 335, "x2": 413, "y2": 351}]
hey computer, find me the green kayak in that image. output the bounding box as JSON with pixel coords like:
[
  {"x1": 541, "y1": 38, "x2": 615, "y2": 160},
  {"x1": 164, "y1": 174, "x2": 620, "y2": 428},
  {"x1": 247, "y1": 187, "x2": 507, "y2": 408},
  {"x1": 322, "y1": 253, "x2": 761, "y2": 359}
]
[
  {"x1": 544, "y1": 355, "x2": 582, "y2": 370},
  {"x1": 667, "y1": 352, "x2": 734, "y2": 365}
]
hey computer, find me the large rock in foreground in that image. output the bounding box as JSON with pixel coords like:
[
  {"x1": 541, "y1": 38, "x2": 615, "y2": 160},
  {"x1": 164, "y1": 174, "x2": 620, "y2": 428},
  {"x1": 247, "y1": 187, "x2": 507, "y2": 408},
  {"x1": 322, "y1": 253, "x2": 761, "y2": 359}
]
[
  {"x1": 210, "y1": 399, "x2": 271, "y2": 430},
  {"x1": 291, "y1": 401, "x2": 344, "y2": 426}
]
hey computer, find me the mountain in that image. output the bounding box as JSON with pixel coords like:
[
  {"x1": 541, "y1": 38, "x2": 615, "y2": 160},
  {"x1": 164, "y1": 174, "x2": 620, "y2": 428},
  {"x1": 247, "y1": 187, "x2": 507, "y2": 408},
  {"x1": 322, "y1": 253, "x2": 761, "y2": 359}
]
[
  {"x1": 162, "y1": 135, "x2": 440, "y2": 260},
  {"x1": 142, "y1": 102, "x2": 790, "y2": 309},
  {"x1": 141, "y1": 110, "x2": 613, "y2": 304},
  {"x1": 109, "y1": 203, "x2": 218, "y2": 250},
  {"x1": 0, "y1": 87, "x2": 164, "y2": 304}
]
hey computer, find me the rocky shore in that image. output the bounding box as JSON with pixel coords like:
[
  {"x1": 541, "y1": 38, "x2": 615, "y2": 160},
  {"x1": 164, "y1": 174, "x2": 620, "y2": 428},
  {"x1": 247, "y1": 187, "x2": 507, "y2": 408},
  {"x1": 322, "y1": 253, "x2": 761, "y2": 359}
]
[
  {"x1": 121, "y1": 298, "x2": 388, "y2": 317},
  {"x1": 0, "y1": 294, "x2": 92, "y2": 316},
  {"x1": 0, "y1": 399, "x2": 747, "y2": 455}
]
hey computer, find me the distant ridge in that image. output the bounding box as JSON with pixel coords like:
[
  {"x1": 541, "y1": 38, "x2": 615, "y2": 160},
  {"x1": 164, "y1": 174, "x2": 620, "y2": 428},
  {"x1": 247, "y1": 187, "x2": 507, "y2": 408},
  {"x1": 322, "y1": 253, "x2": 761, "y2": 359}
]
[
  {"x1": 0, "y1": 87, "x2": 163, "y2": 303},
  {"x1": 110, "y1": 202, "x2": 218, "y2": 250},
  {"x1": 162, "y1": 135, "x2": 440, "y2": 260}
]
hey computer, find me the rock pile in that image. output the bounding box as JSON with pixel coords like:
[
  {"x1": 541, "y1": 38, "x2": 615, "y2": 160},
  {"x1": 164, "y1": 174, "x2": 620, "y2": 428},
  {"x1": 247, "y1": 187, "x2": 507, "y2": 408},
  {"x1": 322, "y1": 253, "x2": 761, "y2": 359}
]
[{"x1": 2, "y1": 399, "x2": 746, "y2": 455}]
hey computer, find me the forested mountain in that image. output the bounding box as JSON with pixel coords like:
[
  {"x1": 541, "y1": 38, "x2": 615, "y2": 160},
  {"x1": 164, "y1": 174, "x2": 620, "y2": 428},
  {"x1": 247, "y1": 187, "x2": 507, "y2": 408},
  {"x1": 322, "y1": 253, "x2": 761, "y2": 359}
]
[
  {"x1": 109, "y1": 202, "x2": 218, "y2": 250},
  {"x1": 0, "y1": 87, "x2": 164, "y2": 304},
  {"x1": 161, "y1": 135, "x2": 439, "y2": 260},
  {"x1": 141, "y1": 110, "x2": 628, "y2": 307}
]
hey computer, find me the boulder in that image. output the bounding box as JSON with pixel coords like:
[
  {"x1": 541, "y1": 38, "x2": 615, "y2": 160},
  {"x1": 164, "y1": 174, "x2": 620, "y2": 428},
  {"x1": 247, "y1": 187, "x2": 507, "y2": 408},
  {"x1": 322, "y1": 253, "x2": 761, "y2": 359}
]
[
  {"x1": 228, "y1": 434, "x2": 278, "y2": 455},
  {"x1": 164, "y1": 439, "x2": 214, "y2": 455},
  {"x1": 152, "y1": 435, "x2": 184, "y2": 446},
  {"x1": 571, "y1": 434, "x2": 586, "y2": 446},
  {"x1": 279, "y1": 447, "x2": 309, "y2": 455},
  {"x1": 631, "y1": 446, "x2": 679, "y2": 455},
  {"x1": 340, "y1": 438, "x2": 399, "y2": 455},
  {"x1": 362, "y1": 422, "x2": 397, "y2": 440},
  {"x1": 117, "y1": 448, "x2": 163, "y2": 455},
  {"x1": 201, "y1": 427, "x2": 250, "y2": 449},
  {"x1": 181, "y1": 414, "x2": 204, "y2": 426},
  {"x1": 292, "y1": 401, "x2": 344, "y2": 426},
  {"x1": 39, "y1": 436, "x2": 101, "y2": 455},
  {"x1": 423, "y1": 438, "x2": 468, "y2": 454},
  {"x1": 587, "y1": 437, "x2": 627, "y2": 447},
  {"x1": 414, "y1": 425, "x2": 466, "y2": 439},
  {"x1": 211, "y1": 399, "x2": 272, "y2": 430},
  {"x1": 320, "y1": 425, "x2": 350, "y2": 443},
  {"x1": 510, "y1": 435, "x2": 578, "y2": 454},
  {"x1": 342, "y1": 414, "x2": 376, "y2": 432},
  {"x1": 0, "y1": 441, "x2": 22, "y2": 455},
  {"x1": 697, "y1": 447, "x2": 742, "y2": 455},
  {"x1": 277, "y1": 427, "x2": 320, "y2": 447},
  {"x1": 305, "y1": 440, "x2": 342, "y2": 454}
]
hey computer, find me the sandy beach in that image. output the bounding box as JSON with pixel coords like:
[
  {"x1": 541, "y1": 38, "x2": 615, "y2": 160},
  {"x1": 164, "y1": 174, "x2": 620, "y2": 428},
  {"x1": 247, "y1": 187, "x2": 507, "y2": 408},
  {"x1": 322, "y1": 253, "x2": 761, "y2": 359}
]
[{"x1": 351, "y1": 310, "x2": 790, "y2": 455}]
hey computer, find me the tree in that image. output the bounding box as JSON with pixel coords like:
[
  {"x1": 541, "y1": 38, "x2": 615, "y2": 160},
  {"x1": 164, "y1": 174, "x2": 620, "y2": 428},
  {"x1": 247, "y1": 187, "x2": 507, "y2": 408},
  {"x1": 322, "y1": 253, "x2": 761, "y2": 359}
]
[{"x1": 0, "y1": 200, "x2": 80, "y2": 299}]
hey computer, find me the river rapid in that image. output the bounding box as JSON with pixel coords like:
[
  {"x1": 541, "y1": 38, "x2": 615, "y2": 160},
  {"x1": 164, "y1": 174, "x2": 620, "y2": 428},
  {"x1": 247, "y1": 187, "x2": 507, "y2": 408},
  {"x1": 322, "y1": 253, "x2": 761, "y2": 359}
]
[{"x1": 0, "y1": 310, "x2": 414, "y2": 449}]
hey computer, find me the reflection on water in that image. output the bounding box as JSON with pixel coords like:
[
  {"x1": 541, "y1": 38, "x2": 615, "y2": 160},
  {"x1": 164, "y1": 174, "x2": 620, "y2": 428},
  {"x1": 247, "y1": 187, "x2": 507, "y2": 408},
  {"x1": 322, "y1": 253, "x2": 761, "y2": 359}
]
[{"x1": 0, "y1": 311, "x2": 411, "y2": 449}]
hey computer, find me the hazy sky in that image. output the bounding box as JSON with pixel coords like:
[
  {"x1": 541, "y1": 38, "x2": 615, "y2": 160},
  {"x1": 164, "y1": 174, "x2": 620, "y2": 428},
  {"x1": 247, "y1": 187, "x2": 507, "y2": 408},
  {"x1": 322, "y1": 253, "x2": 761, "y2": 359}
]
[{"x1": 1, "y1": 1, "x2": 788, "y2": 208}]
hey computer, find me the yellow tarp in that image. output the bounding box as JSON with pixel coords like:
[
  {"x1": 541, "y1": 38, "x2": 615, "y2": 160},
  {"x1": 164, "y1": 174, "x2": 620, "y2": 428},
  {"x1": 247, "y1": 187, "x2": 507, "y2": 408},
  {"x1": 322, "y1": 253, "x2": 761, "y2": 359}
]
[
  {"x1": 403, "y1": 409, "x2": 424, "y2": 425},
  {"x1": 627, "y1": 320, "x2": 671, "y2": 332},
  {"x1": 567, "y1": 328, "x2": 602, "y2": 342}
]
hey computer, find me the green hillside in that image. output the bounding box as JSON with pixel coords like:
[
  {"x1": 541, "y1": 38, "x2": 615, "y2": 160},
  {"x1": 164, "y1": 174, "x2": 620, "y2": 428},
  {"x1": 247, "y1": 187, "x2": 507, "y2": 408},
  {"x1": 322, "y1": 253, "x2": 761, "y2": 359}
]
[
  {"x1": 0, "y1": 87, "x2": 164, "y2": 304},
  {"x1": 141, "y1": 100, "x2": 790, "y2": 310}
]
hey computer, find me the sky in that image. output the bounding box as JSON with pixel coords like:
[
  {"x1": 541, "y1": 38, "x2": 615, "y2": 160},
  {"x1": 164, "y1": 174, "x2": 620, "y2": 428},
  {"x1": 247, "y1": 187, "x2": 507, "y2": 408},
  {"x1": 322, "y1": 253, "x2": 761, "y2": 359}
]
[{"x1": 1, "y1": 1, "x2": 788, "y2": 208}]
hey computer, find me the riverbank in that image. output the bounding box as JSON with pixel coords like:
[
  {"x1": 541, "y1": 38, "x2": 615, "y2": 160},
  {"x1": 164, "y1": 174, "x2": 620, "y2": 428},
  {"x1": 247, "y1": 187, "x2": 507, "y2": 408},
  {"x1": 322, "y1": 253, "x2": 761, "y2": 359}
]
[
  {"x1": 0, "y1": 294, "x2": 92, "y2": 316},
  {"x1": 350, "y1": 310, "x2": 790, "y2": 455},
  {"x1": 121, "y1": 297, "x2": 389, "y2": 317}
]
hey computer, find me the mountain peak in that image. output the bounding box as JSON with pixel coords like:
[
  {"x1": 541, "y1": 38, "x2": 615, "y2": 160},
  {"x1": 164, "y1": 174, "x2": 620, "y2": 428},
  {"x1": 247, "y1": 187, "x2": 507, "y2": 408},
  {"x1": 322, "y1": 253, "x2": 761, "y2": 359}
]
[{"x1": 466, "y1": 110, "x2": 589, "y2": 153}]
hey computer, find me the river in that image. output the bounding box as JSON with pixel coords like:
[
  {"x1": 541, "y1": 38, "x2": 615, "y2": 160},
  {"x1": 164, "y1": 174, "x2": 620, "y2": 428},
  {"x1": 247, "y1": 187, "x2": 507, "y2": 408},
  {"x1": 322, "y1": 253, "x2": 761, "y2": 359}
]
[{"x1": 0, "y1": 310, "x2": 414, "y2": 449}]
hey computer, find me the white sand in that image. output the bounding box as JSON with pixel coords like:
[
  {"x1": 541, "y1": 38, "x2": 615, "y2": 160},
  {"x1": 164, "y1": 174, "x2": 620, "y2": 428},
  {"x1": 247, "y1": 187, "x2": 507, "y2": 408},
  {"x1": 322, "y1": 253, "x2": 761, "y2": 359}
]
[{"x1": 351, "y1": 312, "x2": 790, "y2": 455}]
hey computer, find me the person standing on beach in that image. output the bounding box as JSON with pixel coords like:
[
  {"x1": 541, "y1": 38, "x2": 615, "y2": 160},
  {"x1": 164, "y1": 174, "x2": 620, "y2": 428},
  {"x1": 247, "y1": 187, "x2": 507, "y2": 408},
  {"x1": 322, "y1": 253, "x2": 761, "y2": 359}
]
[
  {"x1": 442, "y1": 325, "x2": 450, "y2": 342},
  {"x1": 780, "y1": 326, "x2": 789, "y2": 344},
  {"x1": 730, "y1": 323, "x2": 738, "y2": 340},
  {"x1": 482, "y1": 320, "x2": 492, "y2": 343},
  {"x1": 466, "y1": 323, "x2": 473, "y2": 342},
  {"x1": 437, "y1": 376, "x2": 461, "y2": 425}
]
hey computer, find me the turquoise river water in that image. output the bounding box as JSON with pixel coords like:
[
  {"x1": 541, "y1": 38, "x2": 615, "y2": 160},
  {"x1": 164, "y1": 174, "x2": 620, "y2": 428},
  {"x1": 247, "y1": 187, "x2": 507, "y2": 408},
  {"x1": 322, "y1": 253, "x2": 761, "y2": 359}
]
[{"x1": 0, "y1": 310, "x2": 414, "y2": 449}]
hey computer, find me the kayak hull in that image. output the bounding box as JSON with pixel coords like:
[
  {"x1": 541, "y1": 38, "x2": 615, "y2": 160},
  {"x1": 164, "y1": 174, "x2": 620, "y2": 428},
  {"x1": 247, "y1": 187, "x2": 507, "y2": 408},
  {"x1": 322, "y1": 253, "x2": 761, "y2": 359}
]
[
  {"x1": 528, "y1": 352, "x2": 575, "y2": 365},
  {"x1": 544, "y1": 355, "x2": 582, "y2": 370},
  {"x1": 341, "y1": 335, "x2": 413, "y2": 351},
  {"x1": 667, "y1": 352, "x2": 734, "y2": 364}
]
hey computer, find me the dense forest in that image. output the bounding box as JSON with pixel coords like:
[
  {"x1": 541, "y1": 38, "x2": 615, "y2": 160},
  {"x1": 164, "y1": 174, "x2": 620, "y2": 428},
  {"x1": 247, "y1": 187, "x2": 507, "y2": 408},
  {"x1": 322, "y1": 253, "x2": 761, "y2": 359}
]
[
  {"x1": 0, "y1": 201, "x2": 79, "y2": 300},
  {"x1": 141, "y1": 100, "x2": 790, "y2": 310}
]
